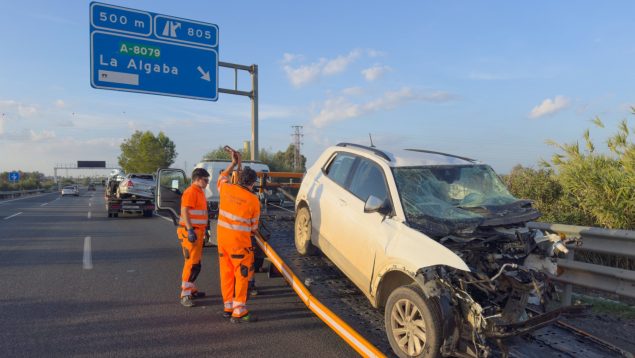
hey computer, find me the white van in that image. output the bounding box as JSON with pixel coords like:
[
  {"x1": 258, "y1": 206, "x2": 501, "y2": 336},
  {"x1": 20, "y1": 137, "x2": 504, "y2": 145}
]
[{"x1": 193, "y1": 160, "x2": 270, "y2": 245}]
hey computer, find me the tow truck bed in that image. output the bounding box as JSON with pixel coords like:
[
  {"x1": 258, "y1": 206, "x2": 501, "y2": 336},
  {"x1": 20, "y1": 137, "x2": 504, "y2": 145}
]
[
  {"x1": 263, "y1": 215, "x2": 629, "y2": 358},
  {"x1": 106, "y1": 197, "x2": 154, "y2": 217}
]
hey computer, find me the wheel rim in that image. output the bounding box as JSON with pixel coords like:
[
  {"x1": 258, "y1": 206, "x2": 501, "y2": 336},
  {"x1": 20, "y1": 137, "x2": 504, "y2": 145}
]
[
  {"x1": 391, "y1": 298, "x2": 427, "y2": 356},
  {"x1": 295, "y1": 211, "x2": 309, "y2": 248}
]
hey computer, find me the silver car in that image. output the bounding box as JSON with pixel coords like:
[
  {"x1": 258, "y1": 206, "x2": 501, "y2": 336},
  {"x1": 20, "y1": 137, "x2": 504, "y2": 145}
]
[{"x1": 116, "y1": 174, "x2": 155, "y2": 199}]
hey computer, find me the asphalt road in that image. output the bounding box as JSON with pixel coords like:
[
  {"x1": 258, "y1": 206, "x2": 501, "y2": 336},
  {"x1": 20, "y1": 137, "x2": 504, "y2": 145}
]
[{"x1": 0, "y1": 189, "x2": 356, "y2": 357}]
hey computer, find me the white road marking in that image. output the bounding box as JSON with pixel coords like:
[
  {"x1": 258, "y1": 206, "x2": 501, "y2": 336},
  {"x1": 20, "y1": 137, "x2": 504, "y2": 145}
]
[
  {"x1": 87, "y1": 211, "x2": 92, "y2": 219},
  {"x1": 89, "y1": 202, "x2": 92, "y2": 207},
  {"x1": 83, "y1": 236, "x2": 93, "y2": 270},
  {"x1": 156, "y1": 213, "x2": 174, "y2": 223},
  {"x1": 40, "y1": 202, "x2": 49, "y2": 206},
  {"x1": 3, "y1": 212, "x2": 23, "y2": 220}
]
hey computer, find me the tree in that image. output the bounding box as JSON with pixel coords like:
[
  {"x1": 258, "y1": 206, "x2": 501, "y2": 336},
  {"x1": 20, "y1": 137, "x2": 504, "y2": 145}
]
[
  {"x1": 201, "y1": 144, "x2": 306, "y2": 172},
  {"x1": 503, "y1": 165, "x2": 593, "y2": 225},
  {"x1": 543, "y1": 115, "x2": 635, "y2": 229},
  {"x1": 118, "y1": 131, "x2": 177, "y2": 173},
  {"x1": 202, "y1": 146, "x2": 239, "y2": 161}
]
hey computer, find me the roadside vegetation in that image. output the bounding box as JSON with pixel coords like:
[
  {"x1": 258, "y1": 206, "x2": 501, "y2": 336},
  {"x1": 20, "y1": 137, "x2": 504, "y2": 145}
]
[
  {"x1": 504, "y1": 114, "x2": 635, "y2": 272},
  {"x1": 504, "y1": 114, "x2": 635, "y2": 231},
  {"x1": 203, "y1": 144, "x2": 306, "y2": 172},
  {"x1": 0, "y1": 171, "x2": 56, "y2": 191}
]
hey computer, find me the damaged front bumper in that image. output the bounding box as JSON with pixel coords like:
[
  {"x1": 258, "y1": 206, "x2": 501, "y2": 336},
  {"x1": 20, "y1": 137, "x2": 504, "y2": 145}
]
[{"x1": 485, "y1": 304, "x2": 590, "y2": 339}]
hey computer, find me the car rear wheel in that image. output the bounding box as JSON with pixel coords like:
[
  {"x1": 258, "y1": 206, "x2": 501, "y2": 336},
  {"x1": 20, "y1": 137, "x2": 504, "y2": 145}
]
[
  {"x1": 294, "y1": 206, "x2": 317, "y2": 256},
  {"x1": 385, "y1": 284, "x2": 443, "y2": 358}
]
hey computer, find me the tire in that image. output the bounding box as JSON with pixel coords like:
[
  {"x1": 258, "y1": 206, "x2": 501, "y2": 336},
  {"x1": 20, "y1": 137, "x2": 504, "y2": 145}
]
[
  {"x1": 113, "y1": 213, "x2": 119, "y2": 218},
  {"x1": 385, "y1": 284, "x2": 443, "y2": 358},
  {"x1": 108, "y1": 213, "x2": 112, "y2": 218},
  {"x1": 143, "y1": 210, "x2": 153, "y2": 217},
  {"x1": 294, "y1": 206, "x2": 317, "y2": 256},
  {"x1": 204, "y1": 219, "x2": 218, "y2": 247}
]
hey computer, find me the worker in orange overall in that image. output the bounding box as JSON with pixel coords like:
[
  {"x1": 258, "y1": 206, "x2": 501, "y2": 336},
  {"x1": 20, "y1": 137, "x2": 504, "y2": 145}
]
[
  {"x1": 177, "y1": 168, "x2": 210, "y2": 307},
  {"x1": 217, "y1": 149, "x2": 260, "y2": 323}
]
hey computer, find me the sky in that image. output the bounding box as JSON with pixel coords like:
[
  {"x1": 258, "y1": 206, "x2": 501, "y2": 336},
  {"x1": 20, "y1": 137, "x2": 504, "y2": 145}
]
[{"x1": 1, "y1": 0, "x2": 634, "y2": 176}]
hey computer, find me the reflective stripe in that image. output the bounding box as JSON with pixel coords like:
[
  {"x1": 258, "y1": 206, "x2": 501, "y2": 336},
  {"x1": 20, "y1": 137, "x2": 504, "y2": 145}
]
[
  {"x1": 224, "y1": 301, "x2": 233, "y2": 311},
  {"x1": 189, "y1": 209, "x2": 208, "y2": 216},
  {"x1": 217, "y1": 220, "x2": 252, "y2": 233},
  {"x1": 179, "y1": 218, "x2": 208, "y2": 225},
  {"x1": 180, "y1": 208, "x2": 208, "y2": 215},
  {"x1": 251, "y1": 224, "x2": 258, "y2": 231},
  {"x1": 219, "y1": 209, "x2": 256, "y2": 224}
]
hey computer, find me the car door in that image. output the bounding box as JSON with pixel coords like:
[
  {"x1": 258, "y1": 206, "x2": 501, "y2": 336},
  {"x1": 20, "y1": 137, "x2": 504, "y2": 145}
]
[
  {"x1": 309, "y1": 152, "x2": 357, "y2": 267},
  {"x1": 155, "y1": 168, "x2": 187, "y2": 226},
  {"x1": 329, "y1": 157, "x2": 395, "y2": 293}
]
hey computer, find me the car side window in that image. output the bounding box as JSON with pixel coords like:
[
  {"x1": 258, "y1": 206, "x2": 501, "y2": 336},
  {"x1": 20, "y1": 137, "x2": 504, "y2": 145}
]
[
  {"x1": 325, "y1": 153, "x2": 356, "y2": 187},
  {"x1": 348, "y1": 159, "x2": 388, "y2": 203}
]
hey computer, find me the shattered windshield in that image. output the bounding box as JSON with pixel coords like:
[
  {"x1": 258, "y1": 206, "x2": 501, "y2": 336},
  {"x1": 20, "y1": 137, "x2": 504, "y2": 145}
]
[{"x1": 394, "y1": 165, "x2": 522, "y2": 236}]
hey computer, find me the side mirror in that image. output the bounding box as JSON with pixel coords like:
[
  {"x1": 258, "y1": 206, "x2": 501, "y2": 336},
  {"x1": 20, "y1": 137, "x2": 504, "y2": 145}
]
[{"x1": 364, "y1": 195, "x2": 391, "y2": 216}]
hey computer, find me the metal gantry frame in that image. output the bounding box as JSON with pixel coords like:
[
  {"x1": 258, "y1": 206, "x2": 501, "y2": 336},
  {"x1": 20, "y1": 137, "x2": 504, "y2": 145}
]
[
  {"x1": 53, "y1": 163, "x2": 119, "y2": 191},
  {"x1": 218, "y1": 61, "x2": 259, "y2": 161}
]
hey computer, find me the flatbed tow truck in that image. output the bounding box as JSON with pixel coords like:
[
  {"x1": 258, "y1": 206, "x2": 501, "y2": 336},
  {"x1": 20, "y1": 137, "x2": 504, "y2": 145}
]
[
  {"x1": 104, "y1": 179, "x2": 154, "y2": 218},
  {"x1": 155, "y1": 168, "x2": 631, "y2": 358}
]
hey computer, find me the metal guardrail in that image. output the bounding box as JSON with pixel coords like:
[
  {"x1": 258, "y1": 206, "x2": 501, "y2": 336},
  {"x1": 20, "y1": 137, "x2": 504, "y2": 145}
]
[
  {"x1": 0, "y1": 189, "x2": 46, "y2": 200},
  {"x1": 528, "y1": 222, "x2": 635, "y2": 303}
]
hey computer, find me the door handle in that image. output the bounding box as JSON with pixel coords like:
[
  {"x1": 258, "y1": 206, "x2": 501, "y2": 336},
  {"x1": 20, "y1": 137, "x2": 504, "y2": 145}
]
[{"x1": 338, "y1": 199, "x2": 347, "y2": 206}]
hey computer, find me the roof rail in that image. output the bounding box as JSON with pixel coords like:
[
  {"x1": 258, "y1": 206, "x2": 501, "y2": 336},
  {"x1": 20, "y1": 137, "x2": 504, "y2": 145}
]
[
  {"x1": 404, "y1": 149, "x2": 476, "y2": 163},
  {"x1": 336, "y1": 143, "x2": 391, "y2": 161}
]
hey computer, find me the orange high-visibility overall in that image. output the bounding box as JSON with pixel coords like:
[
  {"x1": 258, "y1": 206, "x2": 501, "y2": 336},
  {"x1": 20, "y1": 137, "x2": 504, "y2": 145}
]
[
  {"x1": 177, "y1": 184, "x2": 208, "y2": 298},
  {"x1": 217, "y1": 169, "x2": 260, "y2": 318}
]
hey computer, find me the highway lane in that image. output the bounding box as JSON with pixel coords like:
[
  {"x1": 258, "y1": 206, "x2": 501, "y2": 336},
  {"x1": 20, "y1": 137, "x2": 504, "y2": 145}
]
[
  {"x1": 0, "y1": 192, "x2": 60, "y2": 220},
  {"x1": 0, "y1": 189, "x2": 356, "y2": 357}
]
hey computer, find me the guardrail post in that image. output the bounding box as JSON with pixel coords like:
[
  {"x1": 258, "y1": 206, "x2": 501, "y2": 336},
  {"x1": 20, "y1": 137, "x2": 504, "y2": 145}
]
[{"x1": 561, "y1": 249, "x2": 574, "y2": 306}]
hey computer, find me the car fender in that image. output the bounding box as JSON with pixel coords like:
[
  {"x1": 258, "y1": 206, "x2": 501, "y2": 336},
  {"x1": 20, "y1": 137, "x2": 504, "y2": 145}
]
[{"x1": 371, "y1": 224, "x2": 469, "y2": 303}]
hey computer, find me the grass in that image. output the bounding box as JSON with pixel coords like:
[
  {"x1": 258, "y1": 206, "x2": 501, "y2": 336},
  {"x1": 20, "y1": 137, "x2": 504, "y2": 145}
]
[{"x1": 573, "y1": 294, "x2": 635, "y2": 319}]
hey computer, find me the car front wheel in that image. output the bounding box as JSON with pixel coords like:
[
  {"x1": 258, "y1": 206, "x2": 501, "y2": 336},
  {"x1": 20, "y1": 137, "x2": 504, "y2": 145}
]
[
  {"x1": 294, "y1": 206, "x2": 317, "y2": 256},
  {"x1": 385, "y1": 284, "x2": 443, "y2": 358}
]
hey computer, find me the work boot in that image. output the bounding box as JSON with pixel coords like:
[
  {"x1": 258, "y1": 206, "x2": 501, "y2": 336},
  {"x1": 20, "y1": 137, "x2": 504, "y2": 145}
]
[
  {"x1": 248, "y1": 281, "x2": 258, "y2": 297},
  {"x1": 180, "y1": 296, "x2": 194, "y2": 307},
  {"x1": 191, "y1": 291, "x2": 206, "y2": 299},
  {"x1": 222, "y1": 311, "x2": 232, "y2": 319},
  {"x1": 230, "y1": 313, "x2": 257, "y2": 324}
]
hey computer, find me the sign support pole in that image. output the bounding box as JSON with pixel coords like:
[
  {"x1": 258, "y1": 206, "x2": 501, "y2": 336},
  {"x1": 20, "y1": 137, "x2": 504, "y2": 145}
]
[{"x1": 218, "y1": 61, "x2": 259, "y2": 161}]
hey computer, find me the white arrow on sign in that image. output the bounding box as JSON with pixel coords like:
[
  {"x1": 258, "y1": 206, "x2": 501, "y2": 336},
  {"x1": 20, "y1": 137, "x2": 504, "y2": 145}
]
[{"x1": 197, "y1": 66, "x2": 211, "y2": 82}]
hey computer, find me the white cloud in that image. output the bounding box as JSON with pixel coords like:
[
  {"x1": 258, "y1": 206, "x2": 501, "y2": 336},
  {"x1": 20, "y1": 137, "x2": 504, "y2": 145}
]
[
  {"x1": 361, "y1": 64, "x2": 392, "y2": 81},
  {"x1": 322, "y1": 50, "x2": 361, "y2": 75},
  {"x1": 0, "y1": 100, "x2": 38, "y2": 118},
  {"x1": 341, "y1": 87, "x2": 365, "y2": 96},
  {"x1": 282, "y1": 49, "x2": 363, "y2": 87},
  {"x1": 29, "y1": 130, "x2": 56, "y2": 142},
  {"x1": 281, "y1": 53, "x2": 304, "y2": 64},
  {"x1": 54, "y1": 99, "x2": 66, "y2": 108},
  {"x1": 312, "y1": 87, "x2": 456, "y2": 127},
  {"x1": 529, "y1": 95, "x2": 570, "y2": 119},
  {"x1": 0, "y1": 116, "x2": 5, "y2": 135},
  {"x1": 366, "y1": 49, "x2": 385, "y2": 58}
]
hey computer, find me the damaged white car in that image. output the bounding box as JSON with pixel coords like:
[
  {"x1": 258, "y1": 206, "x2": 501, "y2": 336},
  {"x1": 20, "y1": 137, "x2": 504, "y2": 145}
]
[{"x1": 294, "y1": 143, "x2": 580, "y2": 358}]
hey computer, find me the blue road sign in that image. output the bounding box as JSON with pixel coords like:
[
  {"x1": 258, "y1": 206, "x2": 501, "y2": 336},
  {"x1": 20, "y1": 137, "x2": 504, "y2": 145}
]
[
  {"x1": 8, "y1": 171, "x2": 19, "y2": 182},
  {"x1": 90, "y1": 2, "x2": 219, "y2": 101}
]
